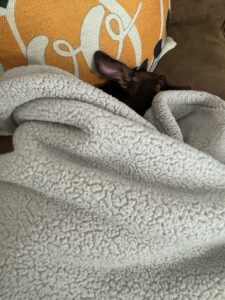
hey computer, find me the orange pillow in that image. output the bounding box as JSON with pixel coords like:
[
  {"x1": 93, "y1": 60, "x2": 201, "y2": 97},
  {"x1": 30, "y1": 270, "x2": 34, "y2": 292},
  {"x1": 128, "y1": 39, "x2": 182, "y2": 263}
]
[{"x1": 0, "y1": 0, "x2": 172, "y2": 85}]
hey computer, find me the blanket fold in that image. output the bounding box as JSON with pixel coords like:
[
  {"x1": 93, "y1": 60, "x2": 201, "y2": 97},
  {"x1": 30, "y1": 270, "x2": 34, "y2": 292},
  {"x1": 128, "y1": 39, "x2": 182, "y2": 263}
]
[{"x1": 1, "y1": 65, "x2": 225, "y2": 299}]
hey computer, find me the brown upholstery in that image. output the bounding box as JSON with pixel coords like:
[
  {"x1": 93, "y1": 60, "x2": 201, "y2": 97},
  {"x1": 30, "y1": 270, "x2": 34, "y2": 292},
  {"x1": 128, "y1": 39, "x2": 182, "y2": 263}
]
[
  {"x1": 155, "y1": 0, "x2": 225, "y2": 99},
  {"x1": 169, "y1": 0, "x2": 225, "y2": 24},
  {"x1": 0, "y1": 0, "x2": 225, "y2": 154}
]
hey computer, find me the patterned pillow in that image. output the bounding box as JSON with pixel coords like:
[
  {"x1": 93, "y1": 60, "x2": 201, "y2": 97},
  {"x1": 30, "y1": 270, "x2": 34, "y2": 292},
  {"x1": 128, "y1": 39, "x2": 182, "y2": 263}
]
[{"x1": 0, "y1": 0, "x2": 175, "y2": 85}]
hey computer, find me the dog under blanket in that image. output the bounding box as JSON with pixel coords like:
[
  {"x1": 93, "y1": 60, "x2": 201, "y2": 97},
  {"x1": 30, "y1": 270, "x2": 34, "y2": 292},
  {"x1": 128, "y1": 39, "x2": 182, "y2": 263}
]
[{"x1": 1, "y1": 65, "x2": 225, "y2": 299}]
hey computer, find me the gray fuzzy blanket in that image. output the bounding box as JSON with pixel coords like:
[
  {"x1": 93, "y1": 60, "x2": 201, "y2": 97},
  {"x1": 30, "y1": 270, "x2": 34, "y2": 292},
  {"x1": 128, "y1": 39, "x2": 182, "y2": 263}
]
[{"x1": 1, "y1": 65, "x2": 225, "y2": 299}]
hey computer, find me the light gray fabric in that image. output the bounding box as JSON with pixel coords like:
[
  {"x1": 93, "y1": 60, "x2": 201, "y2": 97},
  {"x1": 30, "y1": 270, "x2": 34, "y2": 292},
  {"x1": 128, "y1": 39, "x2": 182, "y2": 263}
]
[{"x1": 1, "y1": 65, "x2": 225, "y2": 299}]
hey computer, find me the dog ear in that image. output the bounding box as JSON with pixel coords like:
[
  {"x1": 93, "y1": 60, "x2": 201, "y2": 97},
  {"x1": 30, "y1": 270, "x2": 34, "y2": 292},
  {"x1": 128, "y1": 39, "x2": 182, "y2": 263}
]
[
  {"x1": 94, "y1": 51, "x2": 134, "y2": 88},
  {"x1": 137, "y1": 59, "x2": 148, "y2": 72}
]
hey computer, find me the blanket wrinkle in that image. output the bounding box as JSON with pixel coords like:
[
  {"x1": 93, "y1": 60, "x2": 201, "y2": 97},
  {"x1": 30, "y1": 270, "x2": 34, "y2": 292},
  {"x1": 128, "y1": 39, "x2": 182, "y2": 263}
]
[{"x1": 1, "y1": 65, "x2": 225, "y2": 299}]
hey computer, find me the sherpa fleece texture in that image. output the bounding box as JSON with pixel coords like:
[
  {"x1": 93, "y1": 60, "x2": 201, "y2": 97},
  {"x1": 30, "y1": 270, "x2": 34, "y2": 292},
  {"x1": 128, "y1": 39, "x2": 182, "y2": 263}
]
[{"x1": 1, "y1": 65, "x2": 225, "y2": 299}]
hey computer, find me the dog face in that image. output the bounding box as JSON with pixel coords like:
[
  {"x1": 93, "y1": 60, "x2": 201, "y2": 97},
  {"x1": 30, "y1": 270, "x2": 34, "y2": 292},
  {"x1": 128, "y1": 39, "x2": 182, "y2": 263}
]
[{"x1": 94, "y1": 51, "x2": 169, "y2": 115}]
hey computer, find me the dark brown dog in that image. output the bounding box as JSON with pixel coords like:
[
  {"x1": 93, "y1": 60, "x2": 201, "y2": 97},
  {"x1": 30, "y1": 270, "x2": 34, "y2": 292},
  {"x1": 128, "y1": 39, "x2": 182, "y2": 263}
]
[{"x1": 94, "y1": 51, "x2": 190, "y2": 116}]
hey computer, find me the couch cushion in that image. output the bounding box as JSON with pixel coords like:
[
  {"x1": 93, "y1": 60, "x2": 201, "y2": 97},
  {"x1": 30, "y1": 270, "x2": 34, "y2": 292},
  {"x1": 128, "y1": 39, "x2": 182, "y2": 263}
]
[
  {"x1": 171, "y1": 0, "x2": 225, "y2": 24},
  {"x1": 156, "y1": 20, "x2": 225, "y2": 100}
]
